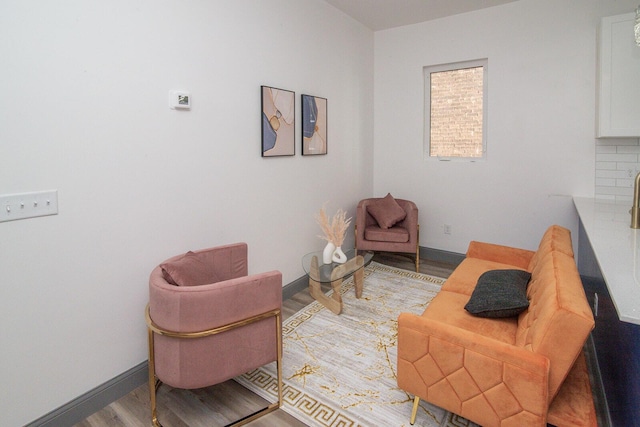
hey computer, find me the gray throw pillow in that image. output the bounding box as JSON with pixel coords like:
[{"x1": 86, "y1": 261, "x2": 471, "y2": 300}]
[{"x1": 464, "y1": 269, "x2": 531, "y2": 318}]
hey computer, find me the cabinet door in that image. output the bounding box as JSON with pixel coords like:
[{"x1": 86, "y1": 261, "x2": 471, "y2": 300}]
[{"x1": 597, "y1": 13, "x2": 640, "y2": 138}]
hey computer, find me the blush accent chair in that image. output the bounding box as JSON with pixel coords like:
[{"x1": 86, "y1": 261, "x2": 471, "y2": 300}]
[
  {"x1": 355, "y1": 194, "x2": 420, "y2": 272},
  {"x1": 146, "y1": 243, "x2": 283, "y2": 427}
]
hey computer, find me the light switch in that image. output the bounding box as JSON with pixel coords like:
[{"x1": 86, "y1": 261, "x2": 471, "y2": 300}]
[{"x1": 0, "y1": 190, "x2": 58, "y2": 222}]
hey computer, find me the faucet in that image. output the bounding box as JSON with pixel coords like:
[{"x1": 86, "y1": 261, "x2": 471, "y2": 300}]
[{"x1": 632, "y1": 172, "x2": 640, "y2": 228}]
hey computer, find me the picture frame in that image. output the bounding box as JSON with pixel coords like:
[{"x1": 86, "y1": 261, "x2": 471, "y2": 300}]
[
  {"x1": 261, "y1": 86, "x2": 295, "y2": 157},
  {"x1": 301, "y1": 94, "x2": 327, "y2": 156}
]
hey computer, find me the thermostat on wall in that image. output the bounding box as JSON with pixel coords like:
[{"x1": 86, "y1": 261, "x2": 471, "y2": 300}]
[{"x1": 169, "y1": 90, "x2": 191, "y2": 110}]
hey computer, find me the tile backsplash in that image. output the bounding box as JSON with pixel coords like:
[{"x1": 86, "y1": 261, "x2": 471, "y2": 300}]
[{"x1": 596, "y1": 138, "x2": 640, "y2": 201}]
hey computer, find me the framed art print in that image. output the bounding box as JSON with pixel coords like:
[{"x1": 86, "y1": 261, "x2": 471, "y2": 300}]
[
  {"x1": 301, "y1": 94, "x2": 327, "y2": 155},
  {"x1": 261, "y1": 86, "x2": 295, "y2": 157}
]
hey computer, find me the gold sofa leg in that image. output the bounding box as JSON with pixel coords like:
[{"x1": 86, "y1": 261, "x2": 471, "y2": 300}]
[{"x1": 410, "y1": 396, "x2": 420, "y2": 425}]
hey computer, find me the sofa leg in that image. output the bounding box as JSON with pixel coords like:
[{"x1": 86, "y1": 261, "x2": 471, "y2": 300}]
[{"x1": 410, "y1": 396, "x2": 420, "y2": 425}]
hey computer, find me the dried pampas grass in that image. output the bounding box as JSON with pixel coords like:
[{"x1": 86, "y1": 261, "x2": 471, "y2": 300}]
[{"x1": 315, "y1": 205, "x2": 352, "y2": 246}]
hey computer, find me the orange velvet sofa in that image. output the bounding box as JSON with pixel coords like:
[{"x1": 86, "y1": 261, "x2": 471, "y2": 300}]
[{"x1": 397, "y1": 225, "x2": 597, "y2": 427}]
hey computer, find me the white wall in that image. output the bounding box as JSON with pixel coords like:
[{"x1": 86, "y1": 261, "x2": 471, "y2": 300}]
[
  {"x1": 0, "y1": 1, "x2": 373, "y2": 425},
  {"x1": 373, "y1": 0, "x2": 638, "y2": 253}
]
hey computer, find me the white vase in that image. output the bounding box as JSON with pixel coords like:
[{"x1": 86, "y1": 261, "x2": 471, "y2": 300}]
[
  {"x1": 332, "y1": 246, "x2": 347, "y2": 264},
  {"x1": 323, "y1": 242, "x2": 336, "y2": 264}
]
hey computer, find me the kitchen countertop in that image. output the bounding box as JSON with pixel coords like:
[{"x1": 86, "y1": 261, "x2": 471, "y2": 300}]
[{"x1": 573, "y1": 197, "x2": 640, "y2": 325}]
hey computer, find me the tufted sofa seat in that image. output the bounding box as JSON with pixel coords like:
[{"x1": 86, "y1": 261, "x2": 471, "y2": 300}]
[{"x1": 397, "y1": 225, "x2": 596, "y2": 427}]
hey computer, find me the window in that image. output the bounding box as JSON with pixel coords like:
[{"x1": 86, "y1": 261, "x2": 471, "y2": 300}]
[{"x1": 424, "y1": 59, "x2": 488, "y2": 160}]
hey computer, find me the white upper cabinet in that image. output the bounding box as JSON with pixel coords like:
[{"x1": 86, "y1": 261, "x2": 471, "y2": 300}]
[{"x1": 597, "y1": 13, "x2": 640, "y2": 138}]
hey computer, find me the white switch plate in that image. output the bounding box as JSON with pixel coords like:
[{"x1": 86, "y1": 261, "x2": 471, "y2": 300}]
[{"x1": 0, "y1": 190, "x2": 58, "y2": 222}]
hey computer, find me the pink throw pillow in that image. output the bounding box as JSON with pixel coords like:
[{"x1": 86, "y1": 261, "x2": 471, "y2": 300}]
[
  {"x1": 160, "y1": 251, "x2": 220, "y2": 286},
  {"x1": 367, "y1": 193, "x2": 407, "y2": 229}
]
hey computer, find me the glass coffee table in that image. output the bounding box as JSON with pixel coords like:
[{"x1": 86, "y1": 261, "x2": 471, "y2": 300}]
[{"x1": 302, "y1": 249, "x2": 374, "y2": 314}]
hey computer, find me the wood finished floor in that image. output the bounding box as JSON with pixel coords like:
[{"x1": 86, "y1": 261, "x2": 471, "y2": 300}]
[{"x1": 74, "y1": 253, "x2": 456, "y2": 427}]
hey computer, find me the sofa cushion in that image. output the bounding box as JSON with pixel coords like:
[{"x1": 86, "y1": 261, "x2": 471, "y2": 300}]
[
  {"x1": 441, "y1": 257, "x2": 529, "y2": 296},
  {"x1": 516, "y1": 250, "x2": 594, "y2": 400},
  {"x1": 160, "y1": 251, "x2": 220, "y2": 286},
  {"x1": 424, "y1": 290, "x2": 519, "y2": 343},
  {"x1": 367, "y1": 193, "x2": 407, "y2": 229},
  {"x1": 464, "y1": 269, "x2": 531, "y2": 318}
]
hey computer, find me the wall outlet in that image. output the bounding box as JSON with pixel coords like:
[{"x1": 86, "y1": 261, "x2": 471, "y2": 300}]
[{"x1": 444, "y1": 224, "x2": 452, "y2": 235}]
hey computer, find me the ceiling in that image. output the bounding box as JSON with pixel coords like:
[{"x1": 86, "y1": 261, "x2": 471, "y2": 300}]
[{"x1": 322, "y1": 0, "x2": 522, "y2": 31}]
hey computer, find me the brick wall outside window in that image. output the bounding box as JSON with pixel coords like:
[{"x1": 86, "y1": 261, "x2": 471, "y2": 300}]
[{"x1": 427, "y1": 63, "x2": 485, "y2": 159}]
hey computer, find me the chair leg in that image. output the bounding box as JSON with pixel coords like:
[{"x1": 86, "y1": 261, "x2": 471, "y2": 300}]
[
  {"x1": 415, "y1": 224, "x2": 420, "y2": 272},
  {"x1": 354, "y1": 225, "x2": 357, "y2": 252},
  {"x1": 147, "y1": 328, "x2": 163, "y2": 427},
  {"x1": 146, "y1": 308, "x2": 283, "y2": 427},
  {"x1": 410, "y1": 396, "x2": 420, "y2": 425},
  {"x1": 275, "y1": 310, "x2": 283, "y2": 407},
  {"x1": 227, "y1": 311, "x2": 283, "y2": 427}
]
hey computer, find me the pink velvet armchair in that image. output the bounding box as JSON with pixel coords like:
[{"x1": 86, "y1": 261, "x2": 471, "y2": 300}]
[
  {"x1": 355, "y1": 194, "x2": 420, "y2": 272},
  {"x1": 146, "y1": 243, "x2": 283, "y2": 427}
]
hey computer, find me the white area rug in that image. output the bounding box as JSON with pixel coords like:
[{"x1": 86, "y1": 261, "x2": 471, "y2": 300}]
[{"x1": 235, "y1": 262, "x2": 478, "y2": 427}]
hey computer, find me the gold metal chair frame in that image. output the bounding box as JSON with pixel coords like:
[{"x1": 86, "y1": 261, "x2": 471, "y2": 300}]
[{"x1": 145, "y1": 305, "x2": 283, "y2": 427}]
